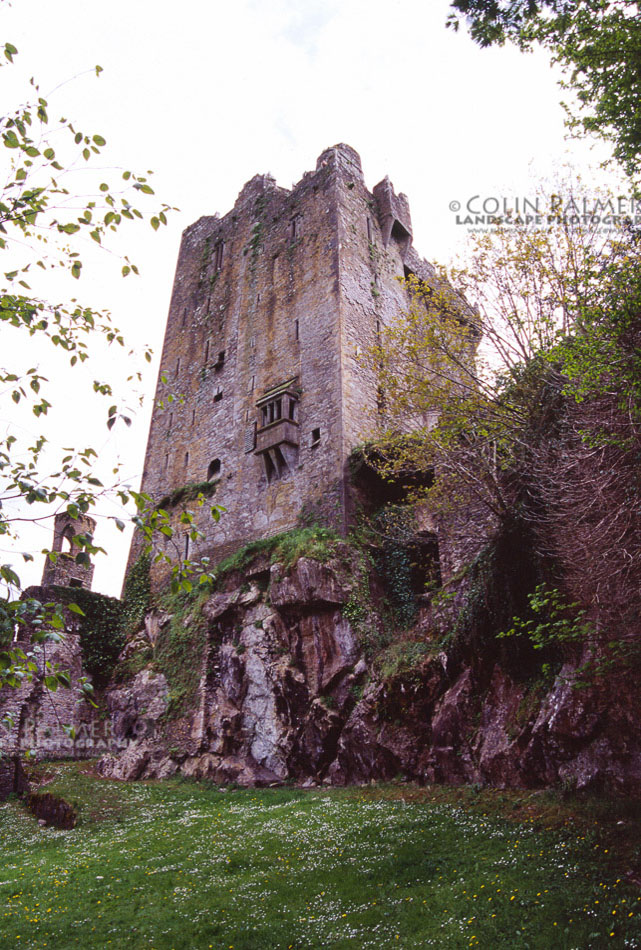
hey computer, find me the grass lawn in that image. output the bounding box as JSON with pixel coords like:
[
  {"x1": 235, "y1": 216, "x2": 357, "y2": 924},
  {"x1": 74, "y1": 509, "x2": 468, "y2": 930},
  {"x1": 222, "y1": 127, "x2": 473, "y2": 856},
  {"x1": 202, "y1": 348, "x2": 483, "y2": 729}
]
[{"x1": 1, "y1": 763, "x2": 640, "y2": 948}]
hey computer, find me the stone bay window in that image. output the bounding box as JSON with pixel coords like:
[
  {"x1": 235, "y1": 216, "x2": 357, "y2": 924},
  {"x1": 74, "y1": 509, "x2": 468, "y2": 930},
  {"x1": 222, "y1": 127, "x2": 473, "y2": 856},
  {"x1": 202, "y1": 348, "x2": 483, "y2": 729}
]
[{"x1": 255, "y1": 378, "x2": 300, "y2": 480}]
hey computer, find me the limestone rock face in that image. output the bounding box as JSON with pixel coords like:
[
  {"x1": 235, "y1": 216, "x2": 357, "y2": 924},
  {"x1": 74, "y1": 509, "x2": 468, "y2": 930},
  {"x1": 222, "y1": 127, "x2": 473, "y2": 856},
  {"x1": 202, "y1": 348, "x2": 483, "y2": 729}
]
[
  {"x1": 96, "y1": 554, "x2": 641, "y2": 796},
  {"x1": 100, "y1": 555, "x2": 363, "y2": 785}
]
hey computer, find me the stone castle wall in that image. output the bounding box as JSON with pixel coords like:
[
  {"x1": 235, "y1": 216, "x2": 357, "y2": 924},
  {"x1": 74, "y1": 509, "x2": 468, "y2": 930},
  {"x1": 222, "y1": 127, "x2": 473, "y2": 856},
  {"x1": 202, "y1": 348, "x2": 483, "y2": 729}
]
[{"x1": 128, "y1": 144, "x2": 442, "y2": 586}]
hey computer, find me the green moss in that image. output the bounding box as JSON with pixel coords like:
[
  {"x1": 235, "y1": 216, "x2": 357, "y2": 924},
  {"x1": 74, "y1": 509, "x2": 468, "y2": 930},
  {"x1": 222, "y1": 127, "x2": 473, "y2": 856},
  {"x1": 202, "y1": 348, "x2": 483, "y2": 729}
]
[
  {"x1": 153, "y1": 586, "x2": 210, "y2": 719},
  {"x1": 215, "y1": 525, "x2": 341, "y2": 579}
]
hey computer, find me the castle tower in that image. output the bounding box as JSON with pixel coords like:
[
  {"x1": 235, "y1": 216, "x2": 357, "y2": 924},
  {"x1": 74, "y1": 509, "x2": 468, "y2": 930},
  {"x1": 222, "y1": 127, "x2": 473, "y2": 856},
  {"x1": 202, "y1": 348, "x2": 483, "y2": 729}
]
[
  {"x1": 41, "y1": 512, "x2": 96, "y2": 589},
  {"x1": 129, "y1": 145, "x2": 442, "y2": 585}
]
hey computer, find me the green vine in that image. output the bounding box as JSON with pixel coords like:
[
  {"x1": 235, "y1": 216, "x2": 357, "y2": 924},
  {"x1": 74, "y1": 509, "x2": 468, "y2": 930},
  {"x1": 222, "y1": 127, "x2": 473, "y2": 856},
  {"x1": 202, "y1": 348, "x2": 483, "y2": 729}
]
[
  {"x1": 49, "y1": 586, "x2": 125, "y2": 686},
  {"x1": 120, "y1": 552, "x2": 151, "y2": 637}
]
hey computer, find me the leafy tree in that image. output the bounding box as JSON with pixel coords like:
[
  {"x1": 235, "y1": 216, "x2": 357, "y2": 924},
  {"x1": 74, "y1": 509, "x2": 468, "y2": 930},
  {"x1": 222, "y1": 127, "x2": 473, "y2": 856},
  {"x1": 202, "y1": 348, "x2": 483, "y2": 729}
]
[
  {"x1": 364, "y1": 195, "x2": 641, "y2": 626},
  {"x1": 447, "y1": 0, "x2": 641, "y2": 178},
  {"x1": 0, "y1": 37, "x2": 220, "y2": 696}
]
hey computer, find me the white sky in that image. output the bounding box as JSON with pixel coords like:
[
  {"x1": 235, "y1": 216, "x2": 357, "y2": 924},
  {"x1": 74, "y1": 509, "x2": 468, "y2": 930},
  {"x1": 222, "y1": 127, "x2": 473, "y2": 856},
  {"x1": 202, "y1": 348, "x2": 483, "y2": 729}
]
[{"x1": 1, "y1": 0, "x2": 613, "y2": 597}]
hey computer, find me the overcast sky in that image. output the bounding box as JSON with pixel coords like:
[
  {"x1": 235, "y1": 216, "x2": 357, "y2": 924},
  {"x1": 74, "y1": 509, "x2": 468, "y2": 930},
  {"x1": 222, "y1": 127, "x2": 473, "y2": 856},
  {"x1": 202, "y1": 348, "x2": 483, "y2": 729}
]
[{"x1": 2, "y1": 0, "x2": 613, "y2": 596}]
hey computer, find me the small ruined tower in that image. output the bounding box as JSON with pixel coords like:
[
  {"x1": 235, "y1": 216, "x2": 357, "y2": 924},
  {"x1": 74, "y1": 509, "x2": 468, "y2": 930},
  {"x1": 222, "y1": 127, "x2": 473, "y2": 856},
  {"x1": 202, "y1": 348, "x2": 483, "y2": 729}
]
[
  {"x1": 41, "y1": 512, "x2": 96, "y2": 590},
  {"x1": 127, "y1": 144, "x2": 458, "y2": 586}
]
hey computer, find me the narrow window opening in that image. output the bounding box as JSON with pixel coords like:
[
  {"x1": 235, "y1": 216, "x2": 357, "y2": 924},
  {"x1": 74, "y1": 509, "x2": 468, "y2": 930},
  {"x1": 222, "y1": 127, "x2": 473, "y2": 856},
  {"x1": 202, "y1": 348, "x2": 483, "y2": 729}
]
[
  {"x1": 311, "y1": 427, "x2": 321, "y2": 446},
  {"x1": 204, "y1": 341, "x2": 210, "y2": 363},
  {"x1": 61, "y1": 527, "x2": 74, "y2": 553},
  {"x1": 257, "y1": 293, "x2": 261, "y2": 303},
  {"x1": 216, "y1": 350, "x2": 225, "y2": 367},
  {"x1": 214, "y1": 387, "x2": 223, "y2": 403},
  {"x1": 191, "y1": 409, "x2": 195, "y2": 426},
  {"x1": 214, "y1": 241, "x2": 224, "y2": 271},
  {"x1": 175, "y1": 358, "x2": 180, "y2": 376},
  {"x1": 184, "y1": 535, "x2": 190, "y2": 559},
  {"x1": 168, "y1": 412, "x2": 173, "y2": 431},
  {"x1": 208, "y1": 458, "x2": 221, "y2": 480},
  {"x1": 248, "y1": 375, "x2": 255, "y2": 393},
  {"x1": 289, "y1": 218, "x2": 298, "y2": 240},
  {"x1": 294, "y1": 319, "x2": 299, "y2": 341},
  {"x1": 164, "y1": 453, "x2": 169, "y2": 470},
  {"x1": 288, "y1": 399, "x2": 296, "y2": 421},
  {"x1": 250, "y1": 336, "x2": 256, "y2": 349},
  {"x1": 182, "y1": 308, "x2": 187, "y2": 327},
  {"x1": 184, "y1": 451, "x2": 189, "y2": 467},
  {"x1": 367, "y1": 217, "x2": 372, "y2": 242}
]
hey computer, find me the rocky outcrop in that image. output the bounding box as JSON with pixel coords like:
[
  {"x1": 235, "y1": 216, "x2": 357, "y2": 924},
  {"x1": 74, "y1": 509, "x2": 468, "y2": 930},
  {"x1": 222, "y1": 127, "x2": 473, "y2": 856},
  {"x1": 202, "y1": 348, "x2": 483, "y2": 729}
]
[
  {"x1": 97, "y1": 552, "x2": 641, "y2": 797},
  {"x1": 99, "y1": 555, "x2": 364, "y2": 785}
]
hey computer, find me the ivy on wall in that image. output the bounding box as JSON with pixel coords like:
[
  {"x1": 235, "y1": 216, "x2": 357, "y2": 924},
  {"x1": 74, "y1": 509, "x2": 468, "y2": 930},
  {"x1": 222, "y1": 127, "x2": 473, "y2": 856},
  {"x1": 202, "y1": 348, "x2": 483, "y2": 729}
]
[
  {"x1": 49, "y1": 586, "x2": 125, "y2": 686},
  {"x1": 120, "y1": 553, "x2": 151, "y2": 636}
]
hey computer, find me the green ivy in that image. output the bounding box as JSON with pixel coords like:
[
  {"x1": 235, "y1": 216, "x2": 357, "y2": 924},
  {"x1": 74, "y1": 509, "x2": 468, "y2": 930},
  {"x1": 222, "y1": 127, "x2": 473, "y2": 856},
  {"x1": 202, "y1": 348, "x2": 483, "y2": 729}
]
[
  {"x1": 49, "y1": 586, "x2": 124, "y2": 686},
  {"x1": 120, "y1": 552, "x2": 151, "y2": 636},
  {"x1": 372, "y1": 505, "x2": 417, "y2": 628}
]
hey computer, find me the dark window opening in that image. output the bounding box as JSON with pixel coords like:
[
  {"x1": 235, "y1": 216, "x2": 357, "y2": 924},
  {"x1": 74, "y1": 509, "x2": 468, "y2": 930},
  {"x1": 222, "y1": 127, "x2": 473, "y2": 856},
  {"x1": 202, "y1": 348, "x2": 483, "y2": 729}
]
[
  {"x1": 289, "y1": 218, "x2": 298, "y2": 240},
  {"x1": 249, "y1": 375, "x2": 255, "y2": 393},
  {"x1": 191, "y1": 409, "x2": 195, "y2": 426},
  {"x1": 168, "y1": 412, "x2": 173, "y2": 432},
  {"x1": 69, "y1": 578, "x2": 83, "y2": 589},
  {"x1": 215, "y1": 350, "x2": 225, "y2": 368},
  {"x1": 204, "y1": 341, "x2": 210, "y2": 362},
  {"x1": 175, "y1": 358, "x2": 180, "y2": 376},
  {"x1": 391, "y1": 219, "x2": 410, "y2": 242},
  {"x1": 208, "y1": 458, "x2": 221, "y2": 480},
  {"x1": 184, "y1": 451, "x2": 189, "y2": 467},
  {"x1": 288, "y1": 398, "x2": 297, "y2": 421},
  {"x1": 213, "y1": 241, "x2": 224, "y2": 271},
  {"x1": 261, "y1": 398, "x2": 283, "y2": 426},
  {"x1": 257, "y1": 293, "x2": 261, "y2": 303},
  {"x1": 311, "y1": 427, "x2": 321, "y2": 446},
  {"x1": 403, "y1": 265, "x2": 415, "y2": 280},
  {"x1": 214, "y1": 387, "x2": 223, "y2": 403},
  {"x1": 164, "y1": 454, "x2": 169, "y2": 470},
  {"x1": 182, "y1": 309, "x2": 187, "y2": 327},
  {"x1": 294, "y1": 319, "x2": 299, "y2": 341}
]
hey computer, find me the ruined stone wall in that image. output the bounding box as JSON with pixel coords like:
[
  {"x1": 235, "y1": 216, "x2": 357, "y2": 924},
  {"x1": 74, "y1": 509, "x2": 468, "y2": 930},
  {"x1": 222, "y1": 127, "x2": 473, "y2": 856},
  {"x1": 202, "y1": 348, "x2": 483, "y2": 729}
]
[{"x1": 0, "y1": 589, "x2": 100, "y2": 760}]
